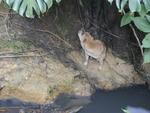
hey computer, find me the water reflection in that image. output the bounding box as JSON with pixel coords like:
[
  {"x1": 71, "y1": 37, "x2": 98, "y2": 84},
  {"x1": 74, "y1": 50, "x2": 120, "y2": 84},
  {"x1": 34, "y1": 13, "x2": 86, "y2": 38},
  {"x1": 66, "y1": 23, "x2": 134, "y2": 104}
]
[
  {"x1": 0, "y1": 94, "x2": 90, "y2": 113},
  {"x1": 78, "y1": 85, "x2": 150, "y2": 113},
  {"x1": 0, "y1": 85, "x2": 150, "y2": 113}
]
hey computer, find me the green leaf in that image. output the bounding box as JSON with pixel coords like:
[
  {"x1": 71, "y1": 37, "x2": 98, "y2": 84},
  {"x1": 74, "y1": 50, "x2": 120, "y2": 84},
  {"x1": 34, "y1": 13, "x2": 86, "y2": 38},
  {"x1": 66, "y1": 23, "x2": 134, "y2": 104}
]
[
  {"x1": 120, "y1": 0, "x2": 127, "y2": 12},
  {"x1": 44, "y1": 0, "x2": 53, "y2": 9},
  {"x1": 12, "y1": 0, "x2": 22, "y2": 12},
  {"x1": 79, "y1": 0, "x2": 84, "y2": 7},
  {"x1": 142, "y1": 33, "x2": 150, "y2": 48},
  {"x1": 129, "y1": 0, "x2": 141, "y2": 12},
  {"x1": 6, "y1": 0, "x2": 14, "y2": 6},
  {"x1": 25, "y1": 0, "x2": 41, "y2": 18},
  {"x1": 5, "y1": 0, "x2": 59, "y2": 18},
  {"x1": 36, "y1": 0, "x2": 47, "y2": 13},
  {"x1": 55, "y1": 0, "x2": 61, "y2": 3},
  {"x1": 144, "y1": 49, "x2": 150, "y2": 64},
  {"x1": 146, "y1": 15, "x2": 150, "y2": 23},
  {"x1": 116, "y1": 0, "x2": 121, "y2": 10},
  {"x1": 143, "y1": 0, "x2": 150, "y2": 11},
  {"x1": 19, "y1": 0, "x2": 27, "y2": 16},
  {"x1": 133, "y1": 17, "x2": 150, "y2": 33},
  {"x1": 107, "y1": 0, "x2": 114, "y2": 4},
  {"x1": 139, "y1": 4, "x2": 147, "y2": 17},
  {"x1": 121, "y1": 12, "x2": 133, "y2": 27}
]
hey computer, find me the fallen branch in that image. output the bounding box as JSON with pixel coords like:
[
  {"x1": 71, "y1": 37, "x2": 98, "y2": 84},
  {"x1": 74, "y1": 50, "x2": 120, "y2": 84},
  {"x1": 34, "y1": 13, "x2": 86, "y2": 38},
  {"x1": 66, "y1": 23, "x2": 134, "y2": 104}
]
[
  {"x1": 0, "y1": 53, "x2": 48, "y2": 59},
  {"x1": 122, "y1": 10, "x2": 144, "y2": 58},
  {"x1": 14, "y1": 23, "x2": 73, "y2": 49},
  {"x1": 86, "y1": 17, "x2": 139, "y2": 47},
  {"x1": 35, "y1": 29, "x2": 73, "y2": 49},
  {"x1": 0, "y1": 49, "x2": 38, "y2": 55},
  {"x1": 129, "y1": 24, "x2": 144, "y2": 58},
  {"x1": 0, "y1": 11, "x2": 17, "y2": 15}
]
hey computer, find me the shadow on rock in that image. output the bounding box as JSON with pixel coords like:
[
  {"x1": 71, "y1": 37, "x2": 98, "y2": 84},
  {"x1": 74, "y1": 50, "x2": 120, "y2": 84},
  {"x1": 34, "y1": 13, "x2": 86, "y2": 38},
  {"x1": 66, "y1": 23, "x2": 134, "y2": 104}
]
[{"x1": 0, "y1": 93, "x2": 91, "y2": 113}]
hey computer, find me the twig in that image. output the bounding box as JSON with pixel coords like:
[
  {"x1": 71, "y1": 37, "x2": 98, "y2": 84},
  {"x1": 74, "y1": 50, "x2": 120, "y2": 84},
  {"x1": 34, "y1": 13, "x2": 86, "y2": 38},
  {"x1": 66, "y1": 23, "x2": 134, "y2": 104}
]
[
  {"x1": 81, "y1": 13, "x2": 123, "y2": 40},
  {"x1": 0, "y1": 53, "x2": 48, "y2": 58},
  {"x1": 82, "y1": 13, "x2": 140, "y2": 48},
  {"x1": 39, "y1": 29, "x2": 73, "y2": 48},
  {"x1": 0, "y1": 12, "x2": 16, "y2": 15},
  {"x1": 14, "y1": 23, "x2": 73, "y2": 49},
  {"x1": 122, "y1": 10, "x2": 144, "y2": 58},
  {"x1": 77, "y1": 0, "x2": 85, "y2": 27},
  {"x1": 88, "y1": 20, "x2": 123, "y2": 40},
  {"x1": 129, "y1": 24, "x2": 144, "y2": 58},
  {"x1": 0, "y1": 49, "x2": 38, "y2": 55},
  {"x1": 83, "y1": 18, "x2": 139, "y2": 47},
  {"x1": 4, "y1": 24, "x2": 10, "y2": 39}
]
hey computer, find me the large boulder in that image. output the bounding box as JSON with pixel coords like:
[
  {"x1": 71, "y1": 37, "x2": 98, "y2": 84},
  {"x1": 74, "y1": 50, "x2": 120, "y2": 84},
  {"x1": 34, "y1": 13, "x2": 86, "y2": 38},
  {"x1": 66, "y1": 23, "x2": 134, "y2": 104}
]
[
  {"x1": 0, "y1": 54, "x2": 93, "y2": 104},
  {"x1": 67, "y1": 49, "x2": 144, "y2": 90}
]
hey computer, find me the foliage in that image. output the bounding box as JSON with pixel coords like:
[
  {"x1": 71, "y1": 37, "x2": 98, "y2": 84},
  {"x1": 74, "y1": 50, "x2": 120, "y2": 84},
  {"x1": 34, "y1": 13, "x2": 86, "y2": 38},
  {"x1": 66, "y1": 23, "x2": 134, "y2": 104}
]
[
  {"x1": 108, "y1": 0, "x2": 150, "y2": 64},
  {"x1": 3, "y1": 0, "x2": 61, "y2": 18},
  {"x1": 1, "y1": 0, "x2": 150, "y2": 63}
]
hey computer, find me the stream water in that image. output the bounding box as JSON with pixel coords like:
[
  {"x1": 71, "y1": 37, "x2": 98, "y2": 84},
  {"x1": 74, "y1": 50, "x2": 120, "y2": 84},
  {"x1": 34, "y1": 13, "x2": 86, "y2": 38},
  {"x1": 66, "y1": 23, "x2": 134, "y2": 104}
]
[
  {"x1": 78, "y1": 85, "x2": 150, "y2": 113},
  {"x1": 0, "y1": 85, "x2": 150, "y2": 113}
]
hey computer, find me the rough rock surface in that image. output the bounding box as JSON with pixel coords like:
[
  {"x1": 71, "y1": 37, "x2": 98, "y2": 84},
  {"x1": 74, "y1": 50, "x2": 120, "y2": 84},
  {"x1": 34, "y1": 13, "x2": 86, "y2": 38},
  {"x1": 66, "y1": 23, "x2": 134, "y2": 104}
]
[
  {"x1": 67, "y1": 49, "x2": 144, "y2": 90},
  {"x1": 143, "y1": 63, "x2": 150, "y2": 88},
  {"x1": 0, "y1": 55, "x2": 93, "y2": 104}
]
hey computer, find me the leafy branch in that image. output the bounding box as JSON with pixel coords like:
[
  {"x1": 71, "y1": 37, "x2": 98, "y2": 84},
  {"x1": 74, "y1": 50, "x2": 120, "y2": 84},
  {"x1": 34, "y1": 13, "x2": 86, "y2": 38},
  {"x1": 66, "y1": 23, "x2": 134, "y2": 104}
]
[
  {"x1": 108, "y1": 0, "x2": 150, "y2": 64},
  {"x1": 2, "y1": 0, "x2": 61, "y2": 18}
]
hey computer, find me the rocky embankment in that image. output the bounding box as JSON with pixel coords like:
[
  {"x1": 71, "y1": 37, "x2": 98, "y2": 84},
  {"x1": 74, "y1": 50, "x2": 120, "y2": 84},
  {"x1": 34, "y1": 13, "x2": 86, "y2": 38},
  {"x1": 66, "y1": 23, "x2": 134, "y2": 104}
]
[
  {"x1": 0, "y1": 47, "x2": 144, "y2": 104},
  {"x1": 0, "y1": 3, "x2": 147, "y2": 112}
]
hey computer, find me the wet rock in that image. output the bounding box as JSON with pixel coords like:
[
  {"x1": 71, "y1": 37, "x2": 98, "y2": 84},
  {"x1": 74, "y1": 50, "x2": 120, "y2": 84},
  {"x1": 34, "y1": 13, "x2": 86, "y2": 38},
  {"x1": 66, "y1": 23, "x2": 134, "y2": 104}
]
[
  {"x1": 72, "y1": 80, "x2": 94, "y2": 97},
  {"x1": 0, "y1": 55, "x2": 93, "y2": 104},
  {"x1": 143, "y1": 63, "x2": 150, "y2": 74},
  {"x1": 67, "y1": 49, "x2": 145, "y2": 90},
  {"x1": 143, "y1": 63, "x2": 150, "y2": 89},
  {"x1": 53, "y1": 93, "x2": 91, "y2": 113}
]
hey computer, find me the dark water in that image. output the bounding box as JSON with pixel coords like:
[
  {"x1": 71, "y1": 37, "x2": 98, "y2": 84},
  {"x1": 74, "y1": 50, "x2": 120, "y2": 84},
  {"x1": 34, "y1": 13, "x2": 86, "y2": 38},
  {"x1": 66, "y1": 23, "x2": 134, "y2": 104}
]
[
  {"x1": 0, "y1": 85, "x2": 150, "y2": 113},
  {"x1": 78, "y1": 85, "x2": 150, "y2": 113}
]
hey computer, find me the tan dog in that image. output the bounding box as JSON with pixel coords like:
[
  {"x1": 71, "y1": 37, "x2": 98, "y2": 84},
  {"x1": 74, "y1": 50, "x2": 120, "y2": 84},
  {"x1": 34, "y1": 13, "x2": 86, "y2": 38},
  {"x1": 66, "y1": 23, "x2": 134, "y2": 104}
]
[{"x1": 78, "y1": 29, "x2": 106, "y2": 69}]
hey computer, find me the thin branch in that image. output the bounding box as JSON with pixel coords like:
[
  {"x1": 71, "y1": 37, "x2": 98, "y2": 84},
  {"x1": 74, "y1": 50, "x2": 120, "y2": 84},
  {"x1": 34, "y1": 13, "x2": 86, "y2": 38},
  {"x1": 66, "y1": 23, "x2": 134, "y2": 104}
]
[
  {"x1": 14, "y1": 23, "x2": 73, "y2": 49},
  {"x1": 86, "y1": 19, "x2": 139, "y2": 47},
  {"x1": 4, "y1": 24, "x2": 11, "y2": 39},
  {"x1": 0, "y1": 53, "x2": 48, "y2": 59},
  {"x1": 83, "y1": 15, "x2": 124, "y2": 40},
  {"x1": 129, "y1": 24, "x2": 144, "y2": 58},
  {"x1": 0, "y1": 12, "x2": 16, "y2": 15},
  {"x1": 122, "y1": 10, "x2": 144, "y2": 58},
  {"x1": 77, "y1": 0, "x2": 85, "y2": 27},
  {"x1": 0, "y1": 49, "x2": 38, "y2": 55}
]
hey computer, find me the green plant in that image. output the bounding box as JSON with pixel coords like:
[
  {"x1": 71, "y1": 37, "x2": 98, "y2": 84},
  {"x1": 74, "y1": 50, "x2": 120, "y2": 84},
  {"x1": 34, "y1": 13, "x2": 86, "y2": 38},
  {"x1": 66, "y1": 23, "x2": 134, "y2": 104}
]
[
  {"x1": 108, "y1": 0, "x2": 150, "y2": 64},
  {"x1": 3, "y1": 0, "x2": 61, "y2": 18}
]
